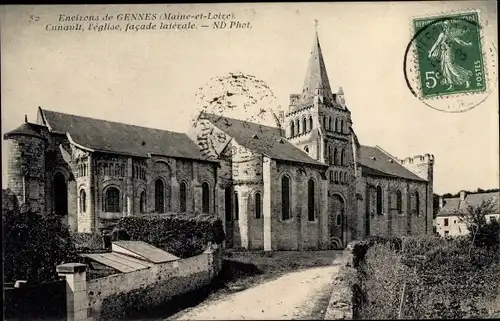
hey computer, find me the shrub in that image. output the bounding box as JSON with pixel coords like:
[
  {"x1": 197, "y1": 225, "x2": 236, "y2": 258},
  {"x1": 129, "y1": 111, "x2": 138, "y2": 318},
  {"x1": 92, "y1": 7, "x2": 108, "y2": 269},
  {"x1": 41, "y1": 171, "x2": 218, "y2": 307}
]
[
  {"x1": 70, "y1": 232, "x2": 106, "y2": 253},
  {"x1": 349, "y1": 235, "x2": 500, "y2": 319},
  {"x1": 2, "y1": 191, "x2": 78, "y2": 283},
  {"x1": 114, "y1": 212, "x2": 225, "y2": 258}
]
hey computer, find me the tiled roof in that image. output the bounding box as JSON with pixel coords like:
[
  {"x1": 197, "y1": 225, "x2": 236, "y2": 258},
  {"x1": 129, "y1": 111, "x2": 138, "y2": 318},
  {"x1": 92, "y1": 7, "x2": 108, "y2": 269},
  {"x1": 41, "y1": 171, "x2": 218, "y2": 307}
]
[
  {"x1": 201, "y1": 113, "x2": 326, "y2": 167},
  {"x1": 359, "y1": 146, "x2": 426, "y2": 182},
  {"x1": 112, "y1": 241, "x2": 179, "y2": 263},
  {"x1": 437, "y1": 192, "x2": 500, "y2": 217},
  {"x1": 39, "y1": 108, "x2": 213, "y2": 161},
  {"x1": 4, "y1": 122, "x2": 43, "y2": 139}
]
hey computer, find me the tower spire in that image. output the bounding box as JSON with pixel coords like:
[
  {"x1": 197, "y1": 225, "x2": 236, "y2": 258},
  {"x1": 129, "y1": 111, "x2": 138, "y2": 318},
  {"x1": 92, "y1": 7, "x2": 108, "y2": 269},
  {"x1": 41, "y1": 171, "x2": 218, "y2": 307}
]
[{"x1": 301, "y1": 22, "x2": 332, "y2": 101}]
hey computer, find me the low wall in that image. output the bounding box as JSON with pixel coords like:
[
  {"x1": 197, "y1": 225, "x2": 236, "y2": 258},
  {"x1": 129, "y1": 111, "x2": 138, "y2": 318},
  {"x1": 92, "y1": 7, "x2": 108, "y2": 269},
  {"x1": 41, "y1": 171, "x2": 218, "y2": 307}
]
[
  {"x1": 324, "y1": 249, "x2": 354, "y2": 320},
  {"x1": 87, "y1": 245, "x2": 223, "y2": 320}
]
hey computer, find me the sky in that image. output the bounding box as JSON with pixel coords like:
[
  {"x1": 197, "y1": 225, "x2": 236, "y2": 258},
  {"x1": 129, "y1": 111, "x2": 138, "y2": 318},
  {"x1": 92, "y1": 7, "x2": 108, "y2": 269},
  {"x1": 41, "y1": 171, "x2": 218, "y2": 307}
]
[{"x1": 1, "y1": 2, "x2": 498, "y2": 195}]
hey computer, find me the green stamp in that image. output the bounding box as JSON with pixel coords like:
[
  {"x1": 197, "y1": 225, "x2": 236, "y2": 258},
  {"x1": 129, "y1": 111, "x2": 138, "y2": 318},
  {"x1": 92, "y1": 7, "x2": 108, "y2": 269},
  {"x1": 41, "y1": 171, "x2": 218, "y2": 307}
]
[{"x1": 412, "y1": 12, "x2": 485, "y2": 98}]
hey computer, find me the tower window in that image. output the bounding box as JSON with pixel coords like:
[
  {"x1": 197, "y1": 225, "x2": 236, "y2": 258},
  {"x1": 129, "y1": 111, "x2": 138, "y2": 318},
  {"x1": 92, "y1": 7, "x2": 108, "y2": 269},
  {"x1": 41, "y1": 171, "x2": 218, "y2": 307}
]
[
  {"x1": 104, "y1": 187, "x2": 120, "y2": 213},
  {"x1": 255, "y1": 192, "x2": 262, "y2": 219},
  {"x1": 309, "y1": 116, "x2": 313, "y2": 131},
  {"x1": 302, "y1": 118, "x2": 307, "y2": 133},
  {"x1": 328, "y1": 117, "x2": 332, "y2": 131},
  {"x1": 234, "y1": 191, "x2": 239, "y2": 220},
  {"x1": 304, "y1": 146, "x2": 309, "y2": 153},
  {"x1": 333, "y1": 148, "x2": 338, "y2": 166},
  {"x1": 415, "y1": 191, "x2": 420, "y2": 215},
  {"x1": 225, "y1": 186, "x2": 232, "y2": 222},
  {"x1": 396, "y1": 190, "x2": 402, "y2": 213},
  {"x1": 180, "y1": 181, "x2": 187, "y2": 212},
  {"x1": 340, "y1": 149, "x2": 346, "y2": 166},
  {"x1": 290, "y1": 121, "x2": 295, "y2": 137},
  {"x1": 79, "y1": 189, "x2": 86, "y2": 213},
  {"x1": 376, "y1": 186, "x2": 383, "y2": 215},
  {"x1": 281, "y1": 176, "x2": 291, "y2": 220},
  {"x1": 307, "y1": 179, "x2": 315, "y2": 221},
  {"x1": 202, "y1": 182, "x2": 210, "y2": 214},
  {"x1": 155, "y1": 179, "x2": 165, "y2": 213},
  {"x1": 340, "y1": 119, "x2": 344, "y2": 133},
  {"x1": 336, "y1": 119, "x2": 340, "y2": 133},
  {"x1": 140, "y1": 190, "x2": 146, "y2": 213}
]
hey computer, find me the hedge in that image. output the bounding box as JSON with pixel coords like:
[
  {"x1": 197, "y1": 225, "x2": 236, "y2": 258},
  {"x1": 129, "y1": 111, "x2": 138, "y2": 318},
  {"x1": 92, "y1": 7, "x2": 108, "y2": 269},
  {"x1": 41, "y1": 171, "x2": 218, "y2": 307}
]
[
  {"x1": 344, "y1": 235, "x2": 500, "y2": 319},
  {"x1": 2, "y1": 189, "x2": 78, "y2": 283},
  {"x1": 114, "y1": 212, "x2": 225, "y2": 258}
]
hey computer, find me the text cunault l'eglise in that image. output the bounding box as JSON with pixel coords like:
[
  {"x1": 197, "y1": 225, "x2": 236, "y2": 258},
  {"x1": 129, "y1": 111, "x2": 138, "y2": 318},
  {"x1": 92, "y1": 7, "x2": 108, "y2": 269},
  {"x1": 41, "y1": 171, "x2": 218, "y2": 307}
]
[{"x1": 46, "y1": 12, "x2": 235, "y2": 31}]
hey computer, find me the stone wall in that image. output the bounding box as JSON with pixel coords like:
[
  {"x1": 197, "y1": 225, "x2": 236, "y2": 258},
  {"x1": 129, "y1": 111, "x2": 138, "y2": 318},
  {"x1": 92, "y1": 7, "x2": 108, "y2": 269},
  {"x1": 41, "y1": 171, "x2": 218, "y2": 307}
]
[
  {"x1": 357, "y1": 174, "x2": 429, "y2": 238},
  {"x1": 86, "y1": 245, "x2": 223, "y2": 320}
]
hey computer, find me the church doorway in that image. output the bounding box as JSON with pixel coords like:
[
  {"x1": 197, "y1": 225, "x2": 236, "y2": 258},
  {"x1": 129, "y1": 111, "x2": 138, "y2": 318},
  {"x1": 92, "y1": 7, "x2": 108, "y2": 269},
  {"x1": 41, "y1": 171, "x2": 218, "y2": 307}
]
[
  {"x1": 329, "y1": 194, "x2": 345, "y2": 249},
  {"x1": 53, "y1": 172, "x2": 68, "y2": 217}
]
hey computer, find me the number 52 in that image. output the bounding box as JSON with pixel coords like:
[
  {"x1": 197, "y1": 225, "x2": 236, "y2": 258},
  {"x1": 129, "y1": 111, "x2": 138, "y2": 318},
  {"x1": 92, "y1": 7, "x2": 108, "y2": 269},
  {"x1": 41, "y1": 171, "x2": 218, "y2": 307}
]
[{"x1": 425, "y1": 71, "x2": 441, "y2": 89}]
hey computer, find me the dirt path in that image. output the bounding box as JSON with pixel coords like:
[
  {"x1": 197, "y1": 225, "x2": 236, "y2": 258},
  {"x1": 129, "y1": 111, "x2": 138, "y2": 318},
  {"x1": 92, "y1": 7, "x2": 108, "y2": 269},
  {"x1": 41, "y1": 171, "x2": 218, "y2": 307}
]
[{"x1": 169, "y1": 264, "x2": 341, "y2": 320}]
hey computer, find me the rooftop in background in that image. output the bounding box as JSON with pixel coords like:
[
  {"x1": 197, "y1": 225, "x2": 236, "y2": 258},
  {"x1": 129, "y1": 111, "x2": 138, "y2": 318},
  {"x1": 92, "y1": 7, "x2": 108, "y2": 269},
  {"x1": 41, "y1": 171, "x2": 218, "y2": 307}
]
[{"x1": 437, "y1": 191, "x2": 500, "y2": 217}]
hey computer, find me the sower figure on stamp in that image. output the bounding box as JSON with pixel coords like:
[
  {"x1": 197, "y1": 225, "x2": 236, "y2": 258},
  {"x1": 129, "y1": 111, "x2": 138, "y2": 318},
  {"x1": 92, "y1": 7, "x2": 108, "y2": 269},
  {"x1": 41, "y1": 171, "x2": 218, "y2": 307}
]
[{"x1": 428, "y1": 20, "x2": 473, "y2": 91}]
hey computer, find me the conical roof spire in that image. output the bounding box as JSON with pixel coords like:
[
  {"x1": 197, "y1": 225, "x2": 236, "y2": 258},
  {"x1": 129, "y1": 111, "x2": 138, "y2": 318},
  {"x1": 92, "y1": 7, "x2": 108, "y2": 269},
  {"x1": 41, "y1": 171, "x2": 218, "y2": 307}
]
[{"x1": 302, "y1": 27, "x2": 332, "y2": 98}]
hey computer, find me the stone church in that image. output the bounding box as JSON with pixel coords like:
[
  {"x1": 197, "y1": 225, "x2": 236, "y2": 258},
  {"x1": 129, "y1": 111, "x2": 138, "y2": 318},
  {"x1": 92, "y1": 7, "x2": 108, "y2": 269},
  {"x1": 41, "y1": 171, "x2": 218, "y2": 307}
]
[{"x1": 3, "y1": 32, "x2": 434, "y2": 250}]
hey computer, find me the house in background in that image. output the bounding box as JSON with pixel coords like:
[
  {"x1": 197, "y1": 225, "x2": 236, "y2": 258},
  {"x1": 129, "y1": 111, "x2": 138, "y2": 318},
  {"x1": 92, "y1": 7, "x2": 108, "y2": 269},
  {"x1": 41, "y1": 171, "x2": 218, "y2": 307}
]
[{"x1": 435, "y1": 190, "x2": 499, "y2": 237}]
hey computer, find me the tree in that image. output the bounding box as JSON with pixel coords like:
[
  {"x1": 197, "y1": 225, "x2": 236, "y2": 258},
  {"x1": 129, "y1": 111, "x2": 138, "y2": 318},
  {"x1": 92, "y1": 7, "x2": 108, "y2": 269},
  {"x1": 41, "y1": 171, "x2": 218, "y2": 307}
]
[
  {"x1": 3, "y1": 190, "x2": 78, "y2": 284},
  {"x1": 457, "y1": 198, "x2": 499, "y2": 251}
]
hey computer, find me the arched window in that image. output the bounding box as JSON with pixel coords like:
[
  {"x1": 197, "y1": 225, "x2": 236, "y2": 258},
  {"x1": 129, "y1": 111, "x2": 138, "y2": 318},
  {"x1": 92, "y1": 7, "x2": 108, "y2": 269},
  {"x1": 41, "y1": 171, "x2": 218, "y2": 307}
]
[
  {"x1": 415, "y1": 191, "x2": 420, "y2": 215},
  {"x1": 304, "y1": 146, "x2": 309, "y2": 153},
  {"x1": 396, "y1": 190, "x2": 402, "y2": 213},
  {"x1": 180, "y1": 182, "x2": 187, "y2": 212},
  {"x1": 225, "y1": 186, "x2": 232, "y2": 222},
  {"x1": 333, "y1": 118, "x2": 338, "y2": 132},
  {"x1": 376, "y1": 186, "x2": 383, "y2": 215},
  {"x1": 340, "y1": 119, "x2": 344, "y2": 133},
  {"x1": 290, "y1": 122, "x2": 295, "y2": 137},
  {"x1": 336, "y1": 213, "x2": 342, "y2": 226},
  {"x1": 104, "y1": 187, "x2": 120, "y2": 213},
  {"x1": 323, "y1": 116, "x2": 326, "y2": 129},
  {"x1": 296, "y1": 119, "x2": 300, "y2": 135},
  {"x1": 281, "y1": 176, "x2": 291, "y2": 220},
  {"x1": 140, "y1": 190, "x2": 146, "y2": 213},
  {"x1": 302, "y1": 118, "x2": 307, "y2": 133},
  {"x1": 327, "y1": 146, "x2": 332, "y2": 164},
  {"x1": 336, "y1": 118, "x2": 340, "y2": 132},
  {"x1": 255, "y1": 192, "x2": 262, "y2": 219},
  {"x1": 234, "y1": 191, "x2": 239, "y2": 220},
  {"x1": 333, "y1": 148, "x2": 338, "y2": 165},
  {"x1": 334, "y1": 171, "x2": 338, "y2": 183},
  {"x1": 155, "y1": 179, "x2": 165, "y2": 213},
  {"x1": 54, "y1": 172, "x2": 68, "y2": 216},
  {"x1": 330, "y1": 171, "x2": 334, "y2": 182},
  {"x1": 202, "y1": 182, "x2": 210, "y2": 213},
  {"x1": 344, "y1": 172, "x2": 348, "y2": 184},
  {"x1": 309, "y1": 116, "x2": 313, "y2": 131},
  {"x1": 340, "y1": 149, "x2": 346, "y2": 166},
  {"x1": 79, "y1": 189, "x2": 86, "y2": 213},
  {"x1": 328, "y1": 117, "x2": 332, "y2": 131},
  {"x1": 308, "y1": 179, "x2": 315, "y2": 221}
]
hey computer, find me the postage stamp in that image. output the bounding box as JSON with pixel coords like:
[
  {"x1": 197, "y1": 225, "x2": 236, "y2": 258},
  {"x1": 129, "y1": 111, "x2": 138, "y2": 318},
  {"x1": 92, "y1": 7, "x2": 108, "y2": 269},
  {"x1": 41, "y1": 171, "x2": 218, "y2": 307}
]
[
  {"x1": 413, "y1": 12, "x2": 485, "y2": 98},
  {"x1": 404, "y1": 10, "x2": 497, "y2": 113}
]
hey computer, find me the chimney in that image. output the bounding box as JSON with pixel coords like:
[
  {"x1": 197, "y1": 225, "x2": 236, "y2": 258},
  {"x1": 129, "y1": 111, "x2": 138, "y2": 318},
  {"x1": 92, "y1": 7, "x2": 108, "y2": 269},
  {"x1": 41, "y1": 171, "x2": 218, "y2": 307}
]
[
  {"x1": 460, "y1": 190, "x2": 466, "y2": 201},
  {"x1": 439, "y1": 196, "x2": 443, "y2": 209}
]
